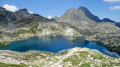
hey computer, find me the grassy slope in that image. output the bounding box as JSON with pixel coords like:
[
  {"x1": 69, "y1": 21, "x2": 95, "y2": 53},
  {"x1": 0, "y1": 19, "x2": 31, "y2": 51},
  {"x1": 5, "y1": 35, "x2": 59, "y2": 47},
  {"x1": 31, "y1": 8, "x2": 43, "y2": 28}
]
[{"x1": 0, "y1": 63, "x2": 28, "y2": 67}]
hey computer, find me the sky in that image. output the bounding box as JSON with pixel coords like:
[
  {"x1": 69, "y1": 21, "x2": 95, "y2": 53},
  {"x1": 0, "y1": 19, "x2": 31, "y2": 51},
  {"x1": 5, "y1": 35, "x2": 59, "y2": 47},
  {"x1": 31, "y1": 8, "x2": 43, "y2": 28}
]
[{"x1": 0, "y1": 0, "x2": 120, "y2": 21}]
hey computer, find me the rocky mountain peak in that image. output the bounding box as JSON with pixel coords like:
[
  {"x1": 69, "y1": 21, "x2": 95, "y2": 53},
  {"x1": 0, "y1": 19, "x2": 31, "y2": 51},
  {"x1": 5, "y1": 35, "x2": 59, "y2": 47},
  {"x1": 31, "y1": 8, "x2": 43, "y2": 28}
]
[
  {"x1": 55, "y1": 6, "x2": 118, "y2": 25},
  {"x1": 78, "y1": 6, "x2": 101, "y2": 22},
  {"x1": 78, "y1": 6, "x2": 89, "y2": 11},
  {"x1": 0, "y1": 7, "x2": 6, "y2": 11},
  {"x1": 66, "y1": 8, "x2": 76, "y2": 12},
  {"x1": 0, "y1": 7, "x2": 54, "y2": 28},
  {"x1": 15, "y1": 8, "x2": 29, "y2": 15},
  {"x1": 19, "y1": 8, "x2": 28, "y2": 12},
  {"x1": 102, "y1": 18, "x2": 115, "y2": 23},
  {"x1": 55, "y1": 6, "x2": 96, "y2": 24}
]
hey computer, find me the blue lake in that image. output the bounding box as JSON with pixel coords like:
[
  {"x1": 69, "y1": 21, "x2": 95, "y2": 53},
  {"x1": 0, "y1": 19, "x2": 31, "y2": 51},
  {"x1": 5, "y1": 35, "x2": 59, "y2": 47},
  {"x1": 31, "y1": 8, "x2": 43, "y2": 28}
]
[{"x1": 0, "y1": 36, "x2": 119, "y2": 58}]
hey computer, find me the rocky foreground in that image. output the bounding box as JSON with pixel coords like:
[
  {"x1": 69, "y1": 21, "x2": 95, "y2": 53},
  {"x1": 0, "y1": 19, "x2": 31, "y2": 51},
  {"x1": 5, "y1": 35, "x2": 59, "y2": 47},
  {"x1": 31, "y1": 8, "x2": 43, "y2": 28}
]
[{"x1": 0, "y1": 47, "x2": 120, "y2": 67}]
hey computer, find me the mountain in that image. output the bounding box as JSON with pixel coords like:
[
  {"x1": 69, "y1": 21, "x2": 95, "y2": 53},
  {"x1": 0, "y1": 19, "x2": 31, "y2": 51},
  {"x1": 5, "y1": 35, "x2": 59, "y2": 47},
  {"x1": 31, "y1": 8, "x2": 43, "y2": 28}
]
[
  {"x1": 101, "y1": 18, "x2": 115, "y2": 23},
  {"x1": 78, "y1": 6, "x2": 101, "y2": 22},
  {"x1": 55, "y1": 6, "x2": 101, "y2": 23},
  {"x1": 55, "y1": 7, "x2": 98, "y2": 29},
  {"x1": 101, "y1": 18, "x2": 120, "y2": 28},
  {"x1": 55, "y1": 6, "x2": 120, "y2": 29},
  {"x1": 55, "y1": 8, "x2": 95, "y2": 23},
  {"x1": 115, "y1": 22, "x2": 120, "y2": 27},
  {"x1": 0, "y1": 7, "x2": 16, "y2": 24},
  {"x1": 0, "y1": 7, "x2": 54, "y2": 28},
  {"x1": 78, "y1": 6, "x2": 117, "y2": 23},
  {"x1": 55, "y1": 6, "x2": 118, "y2": 23}
]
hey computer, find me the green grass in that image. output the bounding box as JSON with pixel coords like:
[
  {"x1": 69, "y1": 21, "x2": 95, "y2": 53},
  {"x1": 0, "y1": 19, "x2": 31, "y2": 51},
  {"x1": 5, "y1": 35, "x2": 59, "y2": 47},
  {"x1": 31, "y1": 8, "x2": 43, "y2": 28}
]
[
  {"x1": 0, "y1": 63, "x2": 28, "y2": 67},
  {"x1": 14, "y1": 29, "x2": 32, "y2": 34},
  {"x1": 64, "y1": 55, "x2": 81, "y2": 66},
  {"x1": 14, "y1": 23, "x2": 39, "y2": 34},
  {"x1": 102, "y1": 63, "x2": 111, "y2": 67},
  {"x1": 0, "y1": 36, "x2": 2, "y2": 39},
  {"x1": 22, "y1": 51, "x2": 55, "y2": 60},
  {"x1": 80, "y1": 63, "x2": 90, "y2": 67},
  {"x1": 79, "y1": 51, "x2": 89, "y2": 58},
  {"x1": 50, "y1": 24, "x2": 63, "y2": 32},
  {"x1": 30, "y1": 23, "x2": 39, "y2": 33},
  {"x1": 0, "y1": 41, "x2": 9, "y2": 46}
]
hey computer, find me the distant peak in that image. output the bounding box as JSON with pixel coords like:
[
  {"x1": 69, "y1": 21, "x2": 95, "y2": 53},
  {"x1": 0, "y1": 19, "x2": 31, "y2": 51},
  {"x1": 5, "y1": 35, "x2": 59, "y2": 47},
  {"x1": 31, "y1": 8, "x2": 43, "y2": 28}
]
[
  {"x1": 102, "y1": 18, "x2": 115, "y2": 23},
  {"x1": 66, "y1": 8, "x2": 76, "y2": 11},
  {"x1": 78, "y1": 6, "x2": 88, "y2": 10},
  {"x1": 0, "y1": 7, "x2": 6, "y2": 10},
  {"x1": 78, "y1": 6, "x2": 90, "y2": 14},
  {"x1": 65, "y1": 8, "x2": 77, "y2": 13},
  {"x1": 78, "y1": 6, "x2": 101, "y2": 22},
  {"x1": 19, "y1": 8, "x2": 28, "y2": 12}
]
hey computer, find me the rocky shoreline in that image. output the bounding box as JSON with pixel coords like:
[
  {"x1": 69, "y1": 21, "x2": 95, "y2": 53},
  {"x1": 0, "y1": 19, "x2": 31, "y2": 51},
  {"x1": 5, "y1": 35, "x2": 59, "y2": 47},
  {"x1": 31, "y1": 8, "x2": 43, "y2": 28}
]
[
  {"x1": 85, "y1": 33, "x2": 120, "y2": 55},
  {"x1": 0, "y1": 22, "x2": 81, "y2": 46},
  {"x1": 0, "y1": 47, "x2": 120, "y2": 67}
]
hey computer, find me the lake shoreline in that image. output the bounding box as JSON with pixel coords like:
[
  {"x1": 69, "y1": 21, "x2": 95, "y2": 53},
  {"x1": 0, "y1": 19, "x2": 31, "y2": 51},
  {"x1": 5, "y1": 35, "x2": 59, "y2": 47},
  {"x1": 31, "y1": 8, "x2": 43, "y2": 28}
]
[
  {"x1": 0, "y1": 36, "x2": 119, "y2": 58},
  {"x1": 0, "y1": 47, "x2": 120, "y2": 67}
]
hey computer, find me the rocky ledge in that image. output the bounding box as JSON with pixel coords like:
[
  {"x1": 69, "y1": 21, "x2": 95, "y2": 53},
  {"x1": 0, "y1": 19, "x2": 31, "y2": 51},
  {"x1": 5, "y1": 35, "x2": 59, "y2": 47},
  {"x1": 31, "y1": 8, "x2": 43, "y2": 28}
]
[{"x1": 0, "y1": 47, "x2": 120, "y2": 67}]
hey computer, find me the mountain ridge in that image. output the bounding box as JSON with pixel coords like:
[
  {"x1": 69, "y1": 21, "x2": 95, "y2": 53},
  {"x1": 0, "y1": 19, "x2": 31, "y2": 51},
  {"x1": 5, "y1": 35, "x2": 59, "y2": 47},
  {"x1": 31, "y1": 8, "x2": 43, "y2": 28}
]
[
  {"x1": 55, "y1": 6, "x2": 118, "y2": 23},
  {"x1": 78, "y1": 6, "x2": 101, "y2": 22},
  {"x1": 0, "y1": 7, "x2": 54, "y2": 28}
]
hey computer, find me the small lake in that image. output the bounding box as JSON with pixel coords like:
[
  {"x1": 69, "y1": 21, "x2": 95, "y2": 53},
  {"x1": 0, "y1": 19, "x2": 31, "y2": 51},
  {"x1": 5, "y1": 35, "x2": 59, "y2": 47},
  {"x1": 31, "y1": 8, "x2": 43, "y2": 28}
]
[{"x1": 0, "y1": 36, "x2": 119, "y2": 58}]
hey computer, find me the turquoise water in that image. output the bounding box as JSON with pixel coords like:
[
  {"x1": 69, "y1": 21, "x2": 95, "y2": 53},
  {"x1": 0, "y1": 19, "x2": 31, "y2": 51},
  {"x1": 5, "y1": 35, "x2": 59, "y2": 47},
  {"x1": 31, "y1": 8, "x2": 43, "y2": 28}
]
[{"x1": 0, "y1": 36, "x2": 119, "y2": 58}]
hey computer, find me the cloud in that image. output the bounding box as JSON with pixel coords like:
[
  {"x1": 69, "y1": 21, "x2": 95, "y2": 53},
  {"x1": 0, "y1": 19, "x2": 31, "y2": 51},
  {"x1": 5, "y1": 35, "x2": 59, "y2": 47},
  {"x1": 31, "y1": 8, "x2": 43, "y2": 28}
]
[
  {"x1": 3, "y1": 4, "x2": 19, "y2": 12},
  {"x1": 28, "y1": 11, "x2": 34, "y2": 14},
  {"x1": 104, "y1": 0, "x2": 120, "y2": 2},
  {"x1": 110, "y1": 5, "x2": 120, "y2": 10},
  {"x1": 48, "y1": 15, "x2": 52, "y2": 19}
]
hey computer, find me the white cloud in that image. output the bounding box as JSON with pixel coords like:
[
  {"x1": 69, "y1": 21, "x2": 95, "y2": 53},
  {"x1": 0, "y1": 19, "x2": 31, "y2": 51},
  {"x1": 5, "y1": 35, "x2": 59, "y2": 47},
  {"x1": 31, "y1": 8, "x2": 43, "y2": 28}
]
[
  {"x1": 3, "y1": 4, "x2": 19, "y2": 12},
  {"x1": 104, "y1": 0, "x2": 120, "y2": 2},
  {"x1": 110, "y1": 5, "x2": 120, "y2": 10},
  {"x1": 48, "y1": 15, "x2": 52, "y2": 19},
  {"x1": 28, "y1": 11, "x2": 34, "y2": 14}
]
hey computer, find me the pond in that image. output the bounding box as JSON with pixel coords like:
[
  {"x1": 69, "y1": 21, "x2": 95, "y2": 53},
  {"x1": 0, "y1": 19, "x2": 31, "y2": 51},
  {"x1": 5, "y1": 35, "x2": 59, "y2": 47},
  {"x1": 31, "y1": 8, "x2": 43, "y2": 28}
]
[{"x1": 0, "y1": 36, "x2": 119, "y2": 58}]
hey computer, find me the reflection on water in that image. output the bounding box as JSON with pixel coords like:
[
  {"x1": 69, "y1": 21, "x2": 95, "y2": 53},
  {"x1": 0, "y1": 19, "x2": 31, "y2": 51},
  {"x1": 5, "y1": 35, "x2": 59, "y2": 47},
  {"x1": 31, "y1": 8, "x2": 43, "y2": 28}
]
[{"x1": 0, "y1": 36, "x2": 119, "y2": 58}]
